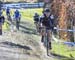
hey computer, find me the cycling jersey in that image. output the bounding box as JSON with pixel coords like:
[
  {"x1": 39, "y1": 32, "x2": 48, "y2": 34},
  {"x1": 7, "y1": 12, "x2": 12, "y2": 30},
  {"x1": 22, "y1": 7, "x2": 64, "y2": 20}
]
[
  {"x1": 13, "y1": 10, "x2": 21, "y2": 30},
  {"x1": 0, "y1": 16, "x2": 5, "y2": 24},
  {"x1": 0, "y1": 10, "x2": 2, "y2": 16},
  {"x1": 6, "y1": 8, "x2": 10, "y2": 15},
  {"x1": 40, "y1": 14, "x2": 55, "y2": 30},
  {"x1": 33, "y1": 14, "x2": 39, "y2": 22},
  {"x1": 14, "y1": 10, "x2": 20, "y2": 19},
  {"x1": 39, "y1": 15, "x2": 44, "y2": 23}
]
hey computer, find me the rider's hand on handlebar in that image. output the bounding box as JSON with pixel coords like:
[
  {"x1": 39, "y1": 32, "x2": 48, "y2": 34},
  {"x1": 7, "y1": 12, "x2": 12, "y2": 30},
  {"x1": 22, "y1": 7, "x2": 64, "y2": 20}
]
[{"x1": 54, "y1": 27, "x2": 57, "y2": 29}]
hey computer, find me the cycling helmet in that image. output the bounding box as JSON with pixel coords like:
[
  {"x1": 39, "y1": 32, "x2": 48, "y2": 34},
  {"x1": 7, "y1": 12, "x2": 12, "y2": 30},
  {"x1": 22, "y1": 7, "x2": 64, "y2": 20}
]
[
  {"x1": 34, "y1": 13, "x2": 38, "y2": 15},
  {"x1": 44, "y1": 8, "x2": 50, "y2": 12},
  {"x1": 16, "y1": 9, "x2": 18, "y2": 11}
]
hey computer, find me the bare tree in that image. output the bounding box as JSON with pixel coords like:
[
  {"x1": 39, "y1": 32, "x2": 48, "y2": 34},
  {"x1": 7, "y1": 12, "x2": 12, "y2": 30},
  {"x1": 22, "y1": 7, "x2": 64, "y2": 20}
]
[{"x1": 44, "y1": 0, "x2": 75, "y2": 42}]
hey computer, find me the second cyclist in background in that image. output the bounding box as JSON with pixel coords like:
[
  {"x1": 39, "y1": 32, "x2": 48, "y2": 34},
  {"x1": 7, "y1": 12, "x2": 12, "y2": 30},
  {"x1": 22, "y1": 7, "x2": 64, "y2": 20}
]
[
  {"x1": 6, "y1": 7, "x2": 11, "y2": 21},
  {"x1": 13, "y1": 9, "x2": 21, "y2": 30},
  {"x1": 33, "y1": 13, "x2": 40, "y2": 33},
  {"x1": 40, "y1": 8, "x2": 55, "y2": 50}
]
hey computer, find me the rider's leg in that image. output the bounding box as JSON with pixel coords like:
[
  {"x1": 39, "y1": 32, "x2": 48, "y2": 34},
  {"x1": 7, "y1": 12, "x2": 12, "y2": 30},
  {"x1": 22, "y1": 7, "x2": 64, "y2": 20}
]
[
  {"x1": 16, "y1": 18, "x2": 20, "y2": 30},
  {"x1": 0, "y1": 24, "x2": 2, "y2": 35},
  {"x1": 7, "y1": 14, "x2": 10, "y2": 21},
  {"x1": 18, "y1": 18, "x2": 20, "y2": 30},
  {"x1": 16, "y1": 21, "x2": 19, "y2": 30},
  {"x1": 41, "y1": 27, "x2": 45, "y2": 42},
  {"x1": 47, "y1": 30, "x2": 52, "y2": 50},
  {"x1": 35, "y1": 22, "x2": 39, "y2": 33},
  {"x1": 34, "y1": 22, "x2": 38, "y2": 32},
  {"x1": 37, "y1": 22, "x2": 40, "y2": 32},
  {"x1": 16, "y1": 20, "x2": 18, "y2": 30},
  {"x1": 36, "y1": 23, "x2": 39, "y2": 32}
]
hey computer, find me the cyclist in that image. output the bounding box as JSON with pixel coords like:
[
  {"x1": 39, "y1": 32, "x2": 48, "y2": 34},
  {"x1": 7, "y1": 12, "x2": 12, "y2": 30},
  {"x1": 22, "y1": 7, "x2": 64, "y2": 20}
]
[
  {"x1": 0, "y1": 9, "x2": 5, "y2": 35},
  {"x1": 6, "y1": 7, "x2": 10, "y2": 17},
  {"x1": 13, "y1": 9, "x2": 21, "y2": 30},
  {"x1": 0, "y1": 9, "x2": 2, "y2": 16},
  {"x1": 40, "y1": 8, "x2": 55, "y2": 50},
  {"x1": 6, "y1": 7, "x2": 11, "y2": 21},
  {"x1": 33, "y1": 13, "x2": 40, "y2": 32}
]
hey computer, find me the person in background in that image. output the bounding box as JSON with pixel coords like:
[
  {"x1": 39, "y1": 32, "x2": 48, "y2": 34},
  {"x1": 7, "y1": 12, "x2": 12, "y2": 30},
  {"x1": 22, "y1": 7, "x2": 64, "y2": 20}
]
[
  {"x1": 6, "y1": 7, "x2": 12, "y2": 22},
  {"x1": 33, "y1": 13, "x2": 40, "y2": 32},
  {"x1": 40, "y1": 8, "x2": 55, "y2": 50},
  {"x1": 6, "y1": 7, "x2": 10, "y2": 17},
  {"x1": 0, "y1": 9, "x2": 5, "y2": 35},
  {"x1": 13, "y1": 9, "x2": 21, "y2": 30}
]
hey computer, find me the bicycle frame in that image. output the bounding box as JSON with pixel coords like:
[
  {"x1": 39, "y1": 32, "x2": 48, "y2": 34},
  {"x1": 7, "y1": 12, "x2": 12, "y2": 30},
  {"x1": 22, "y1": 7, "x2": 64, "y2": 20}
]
[
  {"x1": 15, "y1": 17, "x2": 20, "y2": 30},
  {"x1": 43, "y1": 29, "x2": 50, "y2": 56},
  {"x1": 7, "y1": 14, "x2": 12, "y2": 22}
]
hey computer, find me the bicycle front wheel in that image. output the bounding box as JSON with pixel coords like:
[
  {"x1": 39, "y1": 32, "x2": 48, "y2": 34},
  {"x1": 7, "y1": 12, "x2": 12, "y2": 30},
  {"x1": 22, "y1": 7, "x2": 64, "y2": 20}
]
[{"x1": 46, "y1": 36, "x2": 49, "y2": 56}]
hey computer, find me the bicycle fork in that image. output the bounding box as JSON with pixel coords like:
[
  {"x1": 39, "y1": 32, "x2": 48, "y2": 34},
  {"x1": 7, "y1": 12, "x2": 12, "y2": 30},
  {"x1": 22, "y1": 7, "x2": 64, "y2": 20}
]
[
  {"x1": 46, "y1": 32, "x2": 50, "y2": 56},
  {"x1": 46, "y1": 30, "x2": 52, "y2": 56},
  {"x1": 43, "y1": 30, "x2": 49, "y2": 56}
]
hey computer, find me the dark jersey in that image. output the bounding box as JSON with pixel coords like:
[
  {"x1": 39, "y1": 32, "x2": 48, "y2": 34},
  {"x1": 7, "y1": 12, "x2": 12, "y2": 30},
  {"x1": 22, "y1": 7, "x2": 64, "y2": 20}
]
[
  {"x1": 0, "y1": 16, "x2": 5, "y2": 24},
  {"x1": 33, "y1": 15, "x2": 39, "y2": 22},
  {"x1": 6, "y1": 8, "x2": 10, "y2": 15},
  {"x1": 40, "y1": 14, "x2": 55, "y2": 29}
]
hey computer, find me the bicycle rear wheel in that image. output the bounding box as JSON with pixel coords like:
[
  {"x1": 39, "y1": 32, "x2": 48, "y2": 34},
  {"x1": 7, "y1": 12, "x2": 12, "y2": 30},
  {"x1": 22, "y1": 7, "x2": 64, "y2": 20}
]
[
  {"x1": 46, "y1": 35, "x2": 50, "y2": 56},
  {"x1": 43, "y1": 33, "x2": 49, "y2": 56}
]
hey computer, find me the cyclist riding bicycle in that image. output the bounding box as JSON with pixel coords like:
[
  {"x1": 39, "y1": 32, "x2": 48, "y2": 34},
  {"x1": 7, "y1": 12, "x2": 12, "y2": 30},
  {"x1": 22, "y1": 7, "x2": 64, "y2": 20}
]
[
  {"x1": 14, "y1": 9, "x2": 21, "y2": 30},
  {"x1": 6, "y1": 7, "x2": 10, "y2": 17},
  {"x1": 40, "y1": 8, "x2": 55, "y2": 50},
  {"x1": 0, "y1": 10, "x2": 5, "y2": 35},
  {"x1": 33, "y1": 13, "x2": 40, "y2": 32},
  {"x1": 6, "y1": 7, "x2": 11, "y2": 21}
]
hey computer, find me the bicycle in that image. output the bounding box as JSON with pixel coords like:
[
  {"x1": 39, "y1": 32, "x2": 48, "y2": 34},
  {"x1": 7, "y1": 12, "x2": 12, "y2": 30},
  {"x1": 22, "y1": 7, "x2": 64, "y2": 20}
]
[
  {"x1": 34, "y1": 21, "x2": 40, "y2": 32},
  {"x1": 15, "y1": 17, "x2": 20, "y2": 30},
  {"x1": 41, "y1": 26, "x2": 52, "y2": 56},
  {"x1": 44, "y1": 29, "x2": 51, "y2": 56},
  {"x1": 7, "y1": 14, "x2": 12, "y2": 22}
]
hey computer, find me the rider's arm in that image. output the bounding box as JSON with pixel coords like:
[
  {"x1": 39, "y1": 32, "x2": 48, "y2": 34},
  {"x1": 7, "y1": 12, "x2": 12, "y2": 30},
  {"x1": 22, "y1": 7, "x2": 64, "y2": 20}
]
[
  {"x1": 39, "y1": 16, "x2": 44, "y2": 27},
  {"x1": 3, "y1": 16, "x2": 5, "y2": 24},
  {"x1": 19, "y1": 13, "x2": 21, "y2": 17},
  {"x1": 52, "y1": 15, "x2": 58, "y2": 30},
  {"x1": 0, "y1": 16, "x2": 5, "y2": 24},
  {"x1": 33, "y1": 16, "x2": 36, "y2": 22},
  {"x1": 13, "y1": 14, "x2": 16, "y2": 21},
  {"x1": 50, "y1": 14, "x2": 56, "y2": 27}
]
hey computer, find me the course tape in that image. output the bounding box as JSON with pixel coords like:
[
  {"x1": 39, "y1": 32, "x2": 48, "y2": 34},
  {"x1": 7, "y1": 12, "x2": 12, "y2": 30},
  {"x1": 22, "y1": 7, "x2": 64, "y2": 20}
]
[{"x1": 54, "y1": 27, "x2": 75, "y2": 32}]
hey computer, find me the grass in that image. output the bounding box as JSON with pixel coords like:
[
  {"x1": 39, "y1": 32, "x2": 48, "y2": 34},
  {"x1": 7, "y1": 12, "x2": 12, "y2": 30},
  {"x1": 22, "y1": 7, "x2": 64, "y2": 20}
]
[
  {"x1": 52, "y1": 41, "x2": 75, "y2": 59},
  {"x1": 20, "y1": 8, "x2": 43, "y2": 23},
  {"x1": 2, "y1": 21, "x2": 10, "y2": 31},
  {"x1": 2, "y1": 8, "x2": 43, "y2": 30}
]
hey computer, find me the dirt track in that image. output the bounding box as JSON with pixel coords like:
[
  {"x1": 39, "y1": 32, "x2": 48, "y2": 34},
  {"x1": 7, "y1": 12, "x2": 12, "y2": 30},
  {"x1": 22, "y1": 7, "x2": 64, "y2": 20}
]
[{"x1": 0, "y1": 19, "x2": 56, "y2": 60}]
